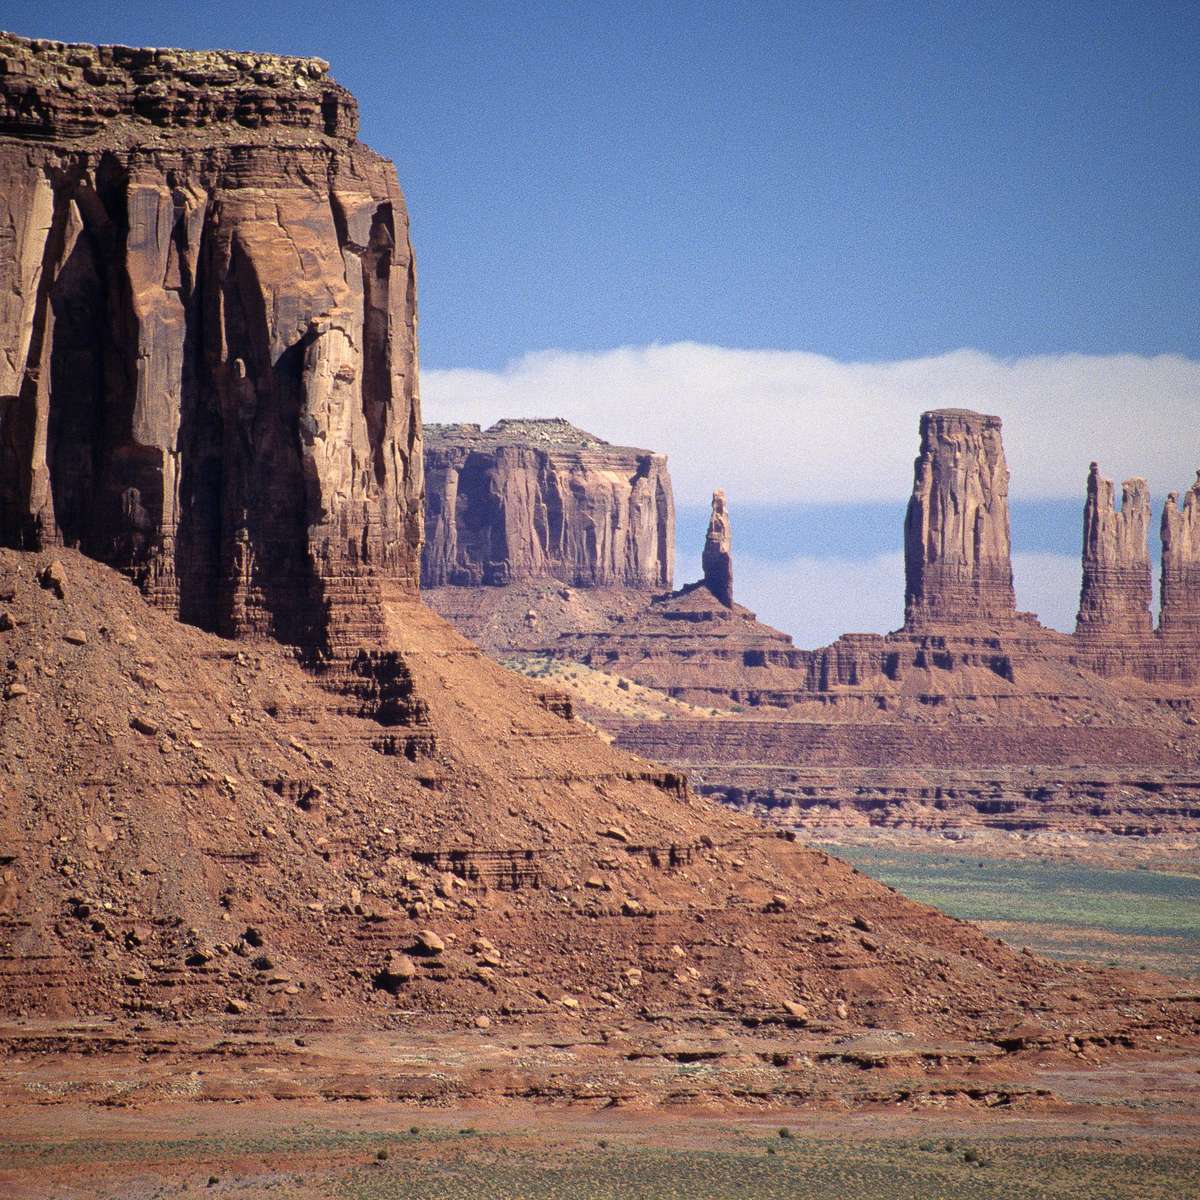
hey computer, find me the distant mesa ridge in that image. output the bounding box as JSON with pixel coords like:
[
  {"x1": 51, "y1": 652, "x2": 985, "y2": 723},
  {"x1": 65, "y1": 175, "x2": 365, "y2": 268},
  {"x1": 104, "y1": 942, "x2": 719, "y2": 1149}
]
[
  {"x1": 422, "y1": 418, "x2": 674, "y2": 590},
  {"x1": 424, "y1": 406, "x2": 1200, "y2": 670}
]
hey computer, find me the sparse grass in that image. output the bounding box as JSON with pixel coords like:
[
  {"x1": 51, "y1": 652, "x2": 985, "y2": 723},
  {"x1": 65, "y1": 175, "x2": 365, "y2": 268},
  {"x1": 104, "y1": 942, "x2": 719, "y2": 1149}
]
[
  {"x1": 822, "y1": 844, "x2": 1200, "y2": 976},
  {"x1": 7, "y1": 1132, "x2": 1198, "y2": 1199},
  {"x1": 331, "y1": 1138, "x2": 1200, "y2": 1199}
]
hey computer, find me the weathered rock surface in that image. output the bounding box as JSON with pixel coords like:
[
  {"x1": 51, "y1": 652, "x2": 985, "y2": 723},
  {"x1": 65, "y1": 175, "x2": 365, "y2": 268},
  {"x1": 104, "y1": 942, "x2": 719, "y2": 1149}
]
[
  {"x1": 1076, "y1": 464, "x2": 1152, "y2": 637},
  {"x1": 442, "y1": 411, "x2": 1200, "y2": 837},
  {"x1": 0, "y1": 31, "x2": 421, "y2": 656},
  {"x1": 1161, "y1": 471, "x2": 1200, "y2": 638},
  {"x1": 701, "y1": 489, "x2": 733, "y2": 607},
  {"x1": 904, "y1": 409, "x2": 1018, "y2": 628},
  {"x1": 422, "y1": 419, "x2": 673, "y2": 590},
  {"x1": 5, "y1": 32, "x2": 1167, "y2": 1064}
]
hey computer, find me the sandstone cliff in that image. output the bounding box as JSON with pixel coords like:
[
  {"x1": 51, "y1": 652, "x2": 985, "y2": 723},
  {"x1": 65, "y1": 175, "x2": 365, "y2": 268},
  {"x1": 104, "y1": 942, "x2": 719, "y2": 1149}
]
[
  {"x1": 0, "y1": 31, "x2": 1115, "y2": 1054},
  {"x1": 904, "y1": 409, "x2": 1017, "y2": 628},
  {"x1": 422, "y1": 418, "x2": 674, "y2": 589},
  {"x1": 1075, "y1": 464, "x2": 1152, "y2": 637},
  {"x1": 0, "y1": 32, "x2": 421, "y2": 656},
  {"x1": 1161, "y1": 471, "x2": 1200, "y2": 637},
  {"x1": 701, "y1": 489, "x2": 733, "y2": 607}
]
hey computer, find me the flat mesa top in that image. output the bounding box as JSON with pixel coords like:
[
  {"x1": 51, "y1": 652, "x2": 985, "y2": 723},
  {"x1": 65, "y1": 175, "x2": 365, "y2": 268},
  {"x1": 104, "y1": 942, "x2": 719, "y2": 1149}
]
[
  {"x1": 921, "y1": 407, "x2": 1002, "y2": 426},
  {"x1": 0, "y1": 29, "x2": 330, "y2": 80},
  {"x1": 0, "y1": 28, "x2": 355, "y2": 144},
  {"x1": 424, "y1": 419, "x2": 659, "y2": 457}
]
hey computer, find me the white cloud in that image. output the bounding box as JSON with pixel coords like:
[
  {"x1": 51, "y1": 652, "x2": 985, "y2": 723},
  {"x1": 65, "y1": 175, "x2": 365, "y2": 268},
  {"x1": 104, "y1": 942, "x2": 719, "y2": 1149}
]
[
  {"x1": 423, "y1": 344, "x2": 1200, "y2": 508},
  {"x1": 730, "y1": 550, "x2": 1084, "y2": 647}
]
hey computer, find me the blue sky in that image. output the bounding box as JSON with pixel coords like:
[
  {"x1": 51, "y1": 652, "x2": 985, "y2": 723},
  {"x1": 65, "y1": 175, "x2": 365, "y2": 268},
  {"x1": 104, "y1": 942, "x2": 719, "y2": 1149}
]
[
  {"x1": 8, "y1": 1, "x2": 1199, "y2": 368},
  {"x1": 8, "y1": 2, "x2": 1198, "y2": 642}
]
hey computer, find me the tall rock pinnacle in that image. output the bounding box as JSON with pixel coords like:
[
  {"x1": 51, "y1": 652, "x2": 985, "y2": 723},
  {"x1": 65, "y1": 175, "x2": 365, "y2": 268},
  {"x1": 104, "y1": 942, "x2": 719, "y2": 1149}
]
[
  {"x1": 1075, "y1": 463, "x2": 1152, "y2": 637},
  {"x1": 1160, "y1": 471, "x2": 1200, "y2": 636},
  {"x1": 903, "y1": 409, "x2": 1016, "y2": 628},
  {"x1": 702, "y1": 489, "x2": 733, "y2": 608}
]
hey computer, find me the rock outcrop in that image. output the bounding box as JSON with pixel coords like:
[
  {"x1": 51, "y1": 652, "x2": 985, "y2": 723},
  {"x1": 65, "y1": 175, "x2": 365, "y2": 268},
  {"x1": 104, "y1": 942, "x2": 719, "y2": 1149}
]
[
  {"x1": 1075, "y1": 464, "x2": 1152, "y2": 637},
  {"x1": 2, "y1": 38, "x2": 1199, "y2": 1117},
  {"x1": 0, "y1": 31, "x2": 421, "y2": 656},
  {"x1": 701, "y1": 489, "x2": 733, "y2": 607},
  {"x1": 904, "y1": 409, "x2": 1017, "y2": 628},
  {"x1": 1161, "y1": 472, "x2": 1200, "y2": 637},
  {"x1": 439, "y1": 409, "x2": 1200, "y2": 838},
  {"x1": 422, "y1": 419, "x2": 674, "y2": 589}
]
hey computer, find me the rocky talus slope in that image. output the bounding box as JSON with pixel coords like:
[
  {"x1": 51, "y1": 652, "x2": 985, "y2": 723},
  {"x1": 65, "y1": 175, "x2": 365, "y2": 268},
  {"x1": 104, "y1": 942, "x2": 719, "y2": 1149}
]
[
  {"x1": 3, "y1": 545, "x2": 1195, "y2": 1055},
  {"x1": 5, "y1": 32, "x2": 1190, "y2": 1067}
]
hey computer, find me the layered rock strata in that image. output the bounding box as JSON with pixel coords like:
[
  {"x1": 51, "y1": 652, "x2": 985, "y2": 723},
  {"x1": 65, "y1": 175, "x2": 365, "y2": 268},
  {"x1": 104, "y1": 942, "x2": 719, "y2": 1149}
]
[
  {"x1": 440, "y1": 411, "x2": 1200, "y2": 837},
  {"x1": 0, "y1": 31, "x2": 421, "y2": 656},
  {"x1": 7, "y1": 31, "x2": 1170, "y2": 1065},
  {"x1": 1161, "y1": 472, "x2": 1200, "y2": 637},
  {"x1": 701, "y1": 489, "x2": 733, "y2": 607},
  {"x1": 904, "y1": 409, "x2": 1018, "y2": 628},
  {"x1": 7, "y1": 543, "x2": 1197, "y2": 1055},
  {"x1": 1075, "y1": 464, "x2": 1152, "y2": 637},
  {"x1": 422, "y1": 419, "x2": 674, "y2": 589}
]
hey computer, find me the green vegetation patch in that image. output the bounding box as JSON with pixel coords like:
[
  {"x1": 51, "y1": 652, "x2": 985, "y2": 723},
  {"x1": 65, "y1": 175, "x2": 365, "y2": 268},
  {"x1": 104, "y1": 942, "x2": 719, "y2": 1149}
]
[
  {"x1": 822, "y1": 844, "x2": 1200, "y2": 976},
  {"x1": 335, "y1": 1138, "x2": 1200, "y2": 1200}
]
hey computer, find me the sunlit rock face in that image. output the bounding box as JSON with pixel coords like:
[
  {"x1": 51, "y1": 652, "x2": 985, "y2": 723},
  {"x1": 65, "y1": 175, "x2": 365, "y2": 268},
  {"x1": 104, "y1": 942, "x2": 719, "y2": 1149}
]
[
  {"x1": 1075, "y1": 463, "x2": 1152, "y2": 638},
  {"x1": 0, "y1": 31, "x2": 422, "y2": 654},
  {"x1": 701, "y1": 489, "x2": 733, "y2": 608},
  {"x1": 903, "y1": 408, "x2": 1017, "y2": 629},
  {"x1": 422, "y1": 419, "x2": 674, "y2": 590},
  {"x1": 1161, "y1": 472, "x2": 1200, "y2": 638}
]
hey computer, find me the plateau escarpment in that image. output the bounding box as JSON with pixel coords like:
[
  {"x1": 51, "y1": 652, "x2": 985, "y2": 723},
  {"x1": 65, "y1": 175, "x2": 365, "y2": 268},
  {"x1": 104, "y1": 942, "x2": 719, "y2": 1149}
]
[
  {"x1": 422, "y1": 419, "x2": 673, "y2": 589},
  {"x1": 422, "y1": 418, "x2": 676, "y2": 652},
  {"x1": 2, "y1": 32, "x2": 1166, "y2": 1082}
]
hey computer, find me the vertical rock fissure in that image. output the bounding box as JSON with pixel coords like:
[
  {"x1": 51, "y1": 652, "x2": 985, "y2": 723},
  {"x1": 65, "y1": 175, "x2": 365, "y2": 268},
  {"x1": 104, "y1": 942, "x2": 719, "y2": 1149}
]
[{"x1": 360, "y1": 201, "x2": 393, "y2": 490}]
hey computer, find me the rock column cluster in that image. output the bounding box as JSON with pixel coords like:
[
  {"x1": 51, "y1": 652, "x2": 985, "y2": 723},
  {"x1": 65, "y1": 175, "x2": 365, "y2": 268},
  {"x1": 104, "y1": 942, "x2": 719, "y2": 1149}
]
[
  {"x1": 1161, "y1": 472, "x2": 1200, "y2": 637},
  {"x1": 903, "y1": 409, "x2": 1017, "y2": 628},
  {"x1": 1075, "y1": 464, "x2": 1152, "y2": 637}
]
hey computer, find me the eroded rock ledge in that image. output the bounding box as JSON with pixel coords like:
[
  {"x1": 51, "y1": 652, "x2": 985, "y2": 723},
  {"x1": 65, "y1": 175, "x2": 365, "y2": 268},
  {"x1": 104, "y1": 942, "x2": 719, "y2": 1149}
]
[{"x1": 0, "y1": 31, "x2": 357, "y2": 142}]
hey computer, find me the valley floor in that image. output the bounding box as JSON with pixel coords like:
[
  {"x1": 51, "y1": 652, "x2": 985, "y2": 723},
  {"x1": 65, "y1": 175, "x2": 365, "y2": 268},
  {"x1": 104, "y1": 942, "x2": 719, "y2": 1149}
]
[
  {"x1": 2, "y1": 1092, "x2": 1199, "y2": 1198},
  {"x1": 817, "y1": 834, "x2": 1200, "y2": 978}
]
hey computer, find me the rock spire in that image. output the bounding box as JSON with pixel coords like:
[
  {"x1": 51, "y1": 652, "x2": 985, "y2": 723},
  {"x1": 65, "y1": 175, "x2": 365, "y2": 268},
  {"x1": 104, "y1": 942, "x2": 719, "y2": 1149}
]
[
  {"x1": 1160, "y1": 471, "x2": 1200, "y2": 636},
  {"x1": 1075, "y1": 464, "x2": 1152, "y2": 637},
  {"x1": 903, "y1": 409, "x2": 1016, "y2": 628},
  {"x1": 701, "y1": 489, "x2": 734, "y2": 608}
]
